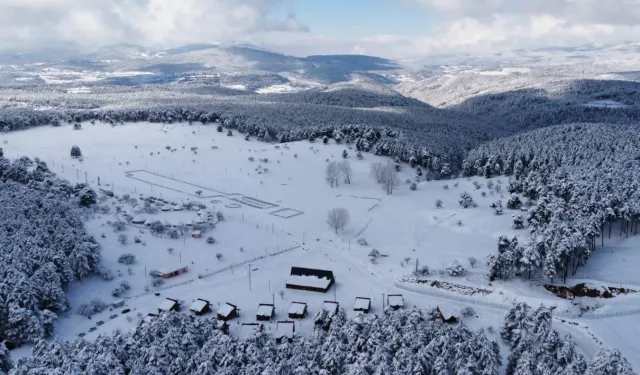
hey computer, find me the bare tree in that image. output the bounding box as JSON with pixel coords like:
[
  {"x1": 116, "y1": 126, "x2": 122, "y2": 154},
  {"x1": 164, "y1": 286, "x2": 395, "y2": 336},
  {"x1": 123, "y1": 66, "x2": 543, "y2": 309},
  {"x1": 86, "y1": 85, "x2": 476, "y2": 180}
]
[
  {"x1": 380, "y1": 163, "x2": 399, "y2": 195},
  {"x1": 339, "y1": 160, "x2": 353, "y2": 184},
  {"x1": 327, "y1": 208, "x2": 350, "y2": 234},
  {"x1": 326, "y1": 161, "x2": 340, "y2": 187},
  {"x1": 370, "y1": 162, "x2": 386, "y2": 183}
]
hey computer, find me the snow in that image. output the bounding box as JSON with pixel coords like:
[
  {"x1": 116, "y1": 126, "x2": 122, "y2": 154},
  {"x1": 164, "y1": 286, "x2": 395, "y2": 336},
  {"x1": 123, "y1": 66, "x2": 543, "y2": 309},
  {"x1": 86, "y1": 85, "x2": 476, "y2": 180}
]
[
  {"x1": 388, "y1": 294, "x2": 404, "y2": 307},
  {"x1": 2, "y1": 122, "x2": 637, "y2": 365},
  {"x1": 288, "y1": 302, "x2": 307, "y2": 315},
  {"x1": 583, "y1": 100, "x2": 628, "y2": 108},
  {"x1": 217, "y1": 303, "x2": 235, "y2": 317},
  {"x1": 158, "y1": 298, "x2": 177, "y2": 312},
  {"x1": 224, "y1": 84, "x2": 247, "y2": 90},
  {"x1": 256, "y1": 84, "x2": 300, "y2": 94},
  {"x1": 286, "y1": 275, "x2": 332, "y2": 289},
  {"x1": 239, "y1": 323, "x2": 261, "y2": 338},
  {"x1": 257, "y1": 304, "x2": 274, "y2": 317},
  {"x1": 354, "y1": 297, "x2": 371, "y2": 310},
  {"x1": 189, "y1": 299, "x2": 208, "y2": 312},
  {"x1": 275, "y1": 321, "x2": 294, "y2": 340}
]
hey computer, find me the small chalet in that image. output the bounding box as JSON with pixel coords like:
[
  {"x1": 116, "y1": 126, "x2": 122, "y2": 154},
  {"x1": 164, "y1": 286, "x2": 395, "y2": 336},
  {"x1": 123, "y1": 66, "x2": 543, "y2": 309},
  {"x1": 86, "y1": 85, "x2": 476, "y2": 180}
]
[
  {"x1": 285, "y1": 267, "x2": 335, "y2": 293},
  {"x1": 158, "y1": 266, "x2": 188, "y2": 279},
  {"x1": 321, "y1": 301, "x2": 339, "y2": 315},
  {"x1": 387, "y1": 294, "x2": 404, "y2": 310},
  {"x1": 217, "y1": 302, "x2": 239, "y2": 321},
  {"x1": 131, "y1": 216, "x2": 147, "y2": 225},
  {"x1": 144, "y1": 313, "x2": 158, "y2": 323},
  {"x1": 189, "y1": 298, "x2": 210, "y2": 316},
  {"x1": 112, "y1": 300, "x2": 125, "y2": 309},
  {"x1": 354, "y1": 297, "x2": 371, "y2": 313},
  {"x1": 239, "y1": 323, "x2": 263, "y2": 339},
  {"x1": 288, "y1": 302, "x2": 308, "y2": 319},
  {"x1": 436, "y1": 306, "x2": 458, "y2": 324},
  {"x1": 158, "y1": 298, "x2": 180, "y2": 313},
  {"x1": 191, "y1": 230, "x2": 202, "y2": 239},
  {"x1": 275, "y1": 321, "x2": 295, "y2": 344},
  {"x1": 256, "y1": 303, "x2": 275, "y2": 321}
]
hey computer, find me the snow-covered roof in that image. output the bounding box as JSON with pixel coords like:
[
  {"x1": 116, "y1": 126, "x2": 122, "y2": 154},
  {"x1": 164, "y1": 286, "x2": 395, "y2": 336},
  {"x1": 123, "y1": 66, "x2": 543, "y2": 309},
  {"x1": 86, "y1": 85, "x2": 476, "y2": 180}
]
[
  {"x1": 388, "y1": 295, "x2": 404, "y2": 307},
  {"x1": 189, "y1": 299, "x2": 208, "y2": 312},
  {"x1": 173, "y1": 206, "x2": 183, "y2": 211},
  {"x1": 288, "y1": 302, "x2": 307, "y2": 315},
  {"x1": 275, "y1": 322, "x2": 294, "y2": 340},
  {"x1": 257, "y1": 304, "x2": 274, "y2": 317},
  {"x1": 354, "y1": 298, "x2": 371, "y2": 310},
  {"x1": 286, "y1": 275, "x2": 332, "y2": 289},
  {"x1": 161, "y1": 204, "x2": 173, "y2": 211},
  {"x1": 158, "y1": 266, "x2": 186, "y2": 274},
  {"x1": 217, "y1": 303, "x2": 236, "y2": 317},
  {"x1": 131, "y1": 216, "x2": 147, "y2": 224},
  {"x1": 192, "y1": 230, "x2": 202, "y2": 235},
  {"x1": 158, "y1": 298, "x2": 177, "y2": 311},
  {"x1": 322, "y1": 301, "x2": 339, "y2": 314}
]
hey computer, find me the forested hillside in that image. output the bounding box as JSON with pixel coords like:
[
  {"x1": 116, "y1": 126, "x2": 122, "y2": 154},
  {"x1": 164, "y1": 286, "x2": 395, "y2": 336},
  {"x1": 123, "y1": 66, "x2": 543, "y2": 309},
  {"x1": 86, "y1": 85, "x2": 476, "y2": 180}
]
[
  {"x1": 463, "y1": 123, "x2": 640, "y2": 283},
  {"x1": 5, "y1": 304, "x2": 635, "y2": 375},
  {"x1": 0, "y1": 155, "x2": 102, "y2": 345}
]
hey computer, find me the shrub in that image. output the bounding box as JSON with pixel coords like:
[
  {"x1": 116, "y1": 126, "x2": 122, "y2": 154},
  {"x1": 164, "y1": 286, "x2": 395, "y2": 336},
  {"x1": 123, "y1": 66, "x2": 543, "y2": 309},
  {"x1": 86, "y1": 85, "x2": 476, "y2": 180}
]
[
  {"x1": 459, "y1": 192, "x2": 476, "y2": 208},
  {"x1": 443, "y1": 184, "x2": 449, "y2": 190},
  {"x1": 149, "y1": 269, "x2": 162, "y2": 278},
  {"x1": 99, "y1": 267, "x2": 114, "y2": 281},
  {"x1": 120, "y1": 281, "x2": 131, "y2": 290},
  {"x1": 77, "y1": 299, "x2": 109, "y2": 317},
  {"x1": 446, "y1": 260, "x2": 466, "y2": 276},
  {"x1": 207, "y1": 236, "x2": 216, "y2": 244},
  {"x1": 368, "y1": 249, "x2": 381, "y2": 258},
  {"x1": 435, "y1": 199, "x2": 443, "y2": 208},
  {"x1": 134, "y1": 236, "x2": 141, "y2": 244},
  {"x1": 473, "y1": 181, "x2": 481, "y2": 190},
  {"x1": 112, "y1": 221, "x2": 126, "y2": 232},
  {"x1": 468, "y1": 257, "x2": 477, "y2": 268},
  {"x1": 412, "y1": 265, "x2": 430, "y2": 277},
  {"x1": 357, "y1": 238, "x2": 368, "y2": 246},
  {"x1": 151, "y1": 278, "x2": 164, "y2": 287},
  {"x1": 410, "y1": 182, "x2": 417, "y2": 191},
  {"x1": 506, "y1": 194, "x2": 522, "y2": 209},
  {"x1": 461, "y1": 306, "x2": 476, "y2": 317},
  {"x1": 216, "y1": 253, "x2": 223, "y2": 260},
  {"x1": 118, "y1": 253, "x2": 136, "y2": 265}
]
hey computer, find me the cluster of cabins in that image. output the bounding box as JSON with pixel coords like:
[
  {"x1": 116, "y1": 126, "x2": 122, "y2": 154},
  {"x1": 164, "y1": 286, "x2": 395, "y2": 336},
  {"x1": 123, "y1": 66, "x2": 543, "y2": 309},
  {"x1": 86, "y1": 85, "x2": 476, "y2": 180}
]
[{"x1": 144, "y1": 266, "x2": 458, "y2": 343}]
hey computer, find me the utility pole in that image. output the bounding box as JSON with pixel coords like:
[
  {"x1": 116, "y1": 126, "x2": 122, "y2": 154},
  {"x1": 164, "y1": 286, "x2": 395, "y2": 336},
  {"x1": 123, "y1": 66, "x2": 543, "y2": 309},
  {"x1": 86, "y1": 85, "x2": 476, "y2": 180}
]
[
  {"x1": 333, "y1": 284, "x2": 337, "y2": 302},
  {"x1": 248, "y1": 264, "x2": 252, "y2": 291},
  {"x1": 382, "y1": 293, "x2": 385, "y2": 310}
]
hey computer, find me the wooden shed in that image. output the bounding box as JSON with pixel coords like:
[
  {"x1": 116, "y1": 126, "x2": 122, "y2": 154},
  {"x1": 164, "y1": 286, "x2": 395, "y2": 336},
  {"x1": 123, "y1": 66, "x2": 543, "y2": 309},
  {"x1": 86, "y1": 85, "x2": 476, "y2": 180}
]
[
  {"x1": 436, "y1": 306, "x2": 458, "y2": 324},
  {"x1": 189, "y1": 298, "x2": 210, "y2": 316},
  {"x1": 217, "y1": 302, "x2": 239, "y2": 321},
  {"x1": 275, "y1": 321, "x2": 295, "y2": 344},
  {"x1": 288, "y1": 302, "x2": 308, "y2": 319},
  {"x1": 321, "y1": 301, "x2": 339, "y2": 315},
  {"x1": 256, "y1": 303, "x2": 275, "y2": 321},
  {"x1": 158, "y1": 298, "x2": 180, "y2": 313},
  {"x1": 387, "y1": 294, "x2": 404, "y2": 310},
  {"x1": 158, "y1": 266, "x2": 188, "y2": 279},
  {"x1": 191, "y1": 230, "x2": 202, "y2": 239},
  {"x1": 354, "y1": 297, "x2": 371, "y2": 313}
]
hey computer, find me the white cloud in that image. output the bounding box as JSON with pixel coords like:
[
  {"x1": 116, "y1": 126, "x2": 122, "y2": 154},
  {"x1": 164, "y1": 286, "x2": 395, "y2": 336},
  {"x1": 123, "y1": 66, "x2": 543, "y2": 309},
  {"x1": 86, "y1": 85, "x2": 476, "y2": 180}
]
[{"x1": 0, "y1": 0, "x2": 309, "y2": 50}]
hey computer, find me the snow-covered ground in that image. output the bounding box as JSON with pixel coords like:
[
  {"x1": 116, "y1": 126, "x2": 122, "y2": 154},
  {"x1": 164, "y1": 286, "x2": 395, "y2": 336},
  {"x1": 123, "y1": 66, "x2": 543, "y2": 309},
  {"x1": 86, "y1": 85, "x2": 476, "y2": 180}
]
[
  {"x1": 583, "y1": 100, "x2": 628, "y2": 108},
  {"x1": 2, "y1": 122, "x2": 639, "y2": 369}
]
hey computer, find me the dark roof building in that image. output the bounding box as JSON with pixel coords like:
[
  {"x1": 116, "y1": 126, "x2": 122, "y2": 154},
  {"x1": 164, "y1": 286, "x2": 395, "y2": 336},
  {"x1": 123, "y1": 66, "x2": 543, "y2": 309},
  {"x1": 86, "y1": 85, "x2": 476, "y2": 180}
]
[{"x1": 285, "y1": 267, "x2": 335, "y2": 293}]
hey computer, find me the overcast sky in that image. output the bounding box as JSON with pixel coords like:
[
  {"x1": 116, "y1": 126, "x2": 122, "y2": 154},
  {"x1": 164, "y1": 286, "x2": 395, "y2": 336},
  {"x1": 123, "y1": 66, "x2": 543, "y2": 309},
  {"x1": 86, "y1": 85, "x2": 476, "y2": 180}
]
[{"x1": 2, "y1": 0, "x2": 640, "y2": 58}]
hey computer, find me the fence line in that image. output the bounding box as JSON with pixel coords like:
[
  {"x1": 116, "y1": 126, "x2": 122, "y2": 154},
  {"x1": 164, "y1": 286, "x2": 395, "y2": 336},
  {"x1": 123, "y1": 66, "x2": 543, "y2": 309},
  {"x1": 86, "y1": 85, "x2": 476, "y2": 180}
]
[
  {"x1": 394, "y1": 281, "x2": 640, "y2": 320},
  {"x1": 127, "y1": 245, "x2": 300, "y2": 300}
]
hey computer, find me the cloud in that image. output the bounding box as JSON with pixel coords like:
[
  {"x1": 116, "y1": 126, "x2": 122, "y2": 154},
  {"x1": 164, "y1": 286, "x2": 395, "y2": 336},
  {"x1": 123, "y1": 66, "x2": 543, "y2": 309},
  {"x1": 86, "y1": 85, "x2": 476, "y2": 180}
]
[{"x1": 0, "y1": 0, "x2": 309, "y2": 49}]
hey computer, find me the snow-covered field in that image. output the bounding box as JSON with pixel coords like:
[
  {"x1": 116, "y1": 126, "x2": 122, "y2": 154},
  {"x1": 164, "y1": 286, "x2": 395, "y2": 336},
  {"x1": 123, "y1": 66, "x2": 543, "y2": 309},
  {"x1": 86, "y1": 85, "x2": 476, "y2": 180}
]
[{"x1": 2, "y1": 122, "x2": 639, "y2": 369}]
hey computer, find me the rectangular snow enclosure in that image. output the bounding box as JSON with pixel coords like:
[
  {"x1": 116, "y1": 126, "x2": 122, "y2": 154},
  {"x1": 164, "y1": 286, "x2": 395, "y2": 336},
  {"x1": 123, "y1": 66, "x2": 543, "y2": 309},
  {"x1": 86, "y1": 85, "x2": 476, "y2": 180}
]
[
  {"x1": 217, "y1": 302, "x2": 238, "y2": 321},
  {"x1": 354, "y1": 297, "x2": 371, "y2": 313},
  {"x1": 256, "y1": 304, "x2": 275, "y2": 321},
  {"x1": 321, "y1": 301, "x2": 339, "y2": 315},
  {"x1": 158, "y1": 266, "x2": 188, "y2": 279},
  {"x1": 288, "y1": 302, "x2": 308, "y2": 319},
  {"x1": 112, "y1": 300, "x2": 125, "y2": 309},
  {"x1": 158, "y1": 298, "x2": 180, "y2": 313},
  {"x1": 285, "y1": 267, "x2": 335, "y2": 293},
  {"x1": 275, "y1": 321, "x2": 295, "y2": 344},
  {"x1": 387, "y1": 294, "x2": 404, "y2": 310},
  {"x1": 189, "y1": 299, "x2": 210, "y2": 316}
]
